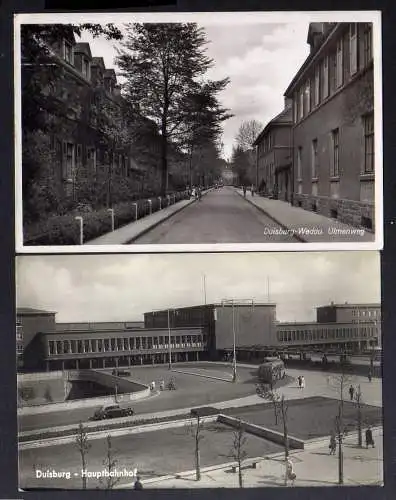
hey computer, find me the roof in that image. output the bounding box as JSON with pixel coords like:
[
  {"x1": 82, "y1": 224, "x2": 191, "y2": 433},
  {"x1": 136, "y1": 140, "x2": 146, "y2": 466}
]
[
  {"x1": 17, "y1": 307, "x2": 56, "y2": 316},
  {"x1": 56, "y1": 321, "x2": 145, "y2": 331},
  {"x1": 104, "y1": 68, "x2": 117, "y2": 81},
  {"x1": 92, "y1": 57, "x2": 106, "y2": 69},
  {"x1": 284, "y1": 23, "x2": 341, "y2": 96},
  {"x1": 147, "y1": 303, "x2": 275, "y2": 313},
  {"x1": 40, "y1": 326, "x2": 204, "y2": 337},
  {"x1": 318, "y1": 303, "x2": 381, "y2": 309},
  {"x1": 253, "y1": 106, "x2": 292, "y2": 146},
  {"x1": 73, "y1": 42, "x2": 92, "y2": 59},
  {"x1": 277, "y1": 320, "x2": 379, "y2": 328}
]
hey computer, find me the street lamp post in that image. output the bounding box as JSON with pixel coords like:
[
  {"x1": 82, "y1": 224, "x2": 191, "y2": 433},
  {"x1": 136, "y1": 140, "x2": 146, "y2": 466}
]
[{"x1": 168, "y1": 309, "x2": 172, "y2": 370}]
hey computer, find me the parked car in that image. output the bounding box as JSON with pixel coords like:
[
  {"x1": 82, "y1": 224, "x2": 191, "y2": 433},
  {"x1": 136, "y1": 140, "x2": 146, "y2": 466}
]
[
  {"x1": 91, "y1": 404, "x2": 134, "y2": 420},
  {"x1": 111, "y1": 369, "x2": 131, "y2": 377}
]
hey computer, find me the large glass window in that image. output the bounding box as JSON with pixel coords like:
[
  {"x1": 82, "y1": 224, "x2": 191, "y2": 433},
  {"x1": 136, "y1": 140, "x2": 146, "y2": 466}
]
[
  {"x1": 363, "y1": 24, "x2": 373, "y2": 66},
  {"x1": 311, "y1": 139, "x2": 318, "y2": 178},
  {"x1": 336, "y1": 38, "x2": 343, "y2": 87},
  {"x1": 330, "y1": 128, "x2": 340, "y2": 177}
]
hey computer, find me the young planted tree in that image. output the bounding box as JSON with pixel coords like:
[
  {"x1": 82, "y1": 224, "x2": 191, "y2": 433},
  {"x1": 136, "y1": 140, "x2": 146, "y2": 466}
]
[
  {"x1": 265, "y1": 389, "x2": 281, "y2": 426},
  {"x1": 188, "y1": 410, "x2": 205, "y2": 481},
  {"x1": 75, "y1": 422, "x2": 91, "y2": 489},
  {"x1": 328, "y1": 364, "x2": 355, "y2": 485},
  {"x1": 229, "y1": 419, "x2": 248, "y2": 488},
  {"x1": 99, "y1": 435, "x2": 121, "y2": 489},
  {"x1": 116, "y1": 23, "x2": 230, "y2": 195},
  {"x1": 354, "y1": 384, "x2": 363, "y2": 448}
]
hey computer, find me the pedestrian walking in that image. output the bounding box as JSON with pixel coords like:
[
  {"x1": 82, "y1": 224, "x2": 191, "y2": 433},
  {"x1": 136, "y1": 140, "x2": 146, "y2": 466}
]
[
  {"x1": 251, "y1": 184, "x2": 255, "y2": 196},
  {"x1": 243, "y1": 185, "x2": 247, "y2": 197},
  {"x1": 365, "y1": 427, "x2": 375, "y2": 448},
  {"x1": 159, "y1": 380, "x2": 165, "y2": 391},
  {"x1": 349, "y1": 385, "x2": 355, "y2": 401},
  {"x1": 329, "y1": 432, "x2": 337, "y2": 455},
  {"x1": 297, "y1": 375, "x2": 302, "y2": 388},
  {"x1": 285, "y1": 457, "x2": 296, "y2": 485},
  {"x1": 300, "y1": 376, "x2": 305, "y2": 389},
  {"x1": 368, "y1": 370, "x2": 372, "y2": 382},
  {"x1": 134, "y1": 475, "x2": 143, "y2": 490}
]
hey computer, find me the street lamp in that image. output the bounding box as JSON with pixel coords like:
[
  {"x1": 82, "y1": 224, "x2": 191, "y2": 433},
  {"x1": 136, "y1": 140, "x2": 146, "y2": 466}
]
[
  {"x1": 168, "y1": 308, "x2": 172, "y2": 370},
  {"x1": 221, "y1": 299, "x2": 254, "y2": 383}
]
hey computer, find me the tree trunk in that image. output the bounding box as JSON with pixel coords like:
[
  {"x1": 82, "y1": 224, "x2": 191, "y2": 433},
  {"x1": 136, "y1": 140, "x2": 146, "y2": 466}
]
[
  {"x1": 238, "y1": 457, "x2": 243, "y2": 488},
  {"x1": 195, "y1": 415, "x2": 201, "y2": 481},
  {"x1": 81, "y1": 453, "x2": 87, "y2": 489},
  {"x1": 161, "y1": 132, "x2": 168, "y2": 196},
  {"x1": 338, "y1": 433, "x2": 343, "y2": 485}
]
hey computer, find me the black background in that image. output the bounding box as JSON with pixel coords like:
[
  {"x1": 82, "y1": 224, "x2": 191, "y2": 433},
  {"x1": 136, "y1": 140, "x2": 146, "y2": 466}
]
[{"x1": 1, "y1": 0, "x2": 395, "y2": 499}]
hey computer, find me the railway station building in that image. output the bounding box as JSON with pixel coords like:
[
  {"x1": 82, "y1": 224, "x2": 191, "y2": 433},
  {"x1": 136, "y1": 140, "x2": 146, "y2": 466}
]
[{"x1": 17, "y1": 301, "x2": 380, "y2": 372}]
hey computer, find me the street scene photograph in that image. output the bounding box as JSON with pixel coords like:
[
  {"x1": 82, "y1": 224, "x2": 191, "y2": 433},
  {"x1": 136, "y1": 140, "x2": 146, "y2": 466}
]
[
  {"x1": 15, "y1": 12, "x2": 382, "y2": 251},
  {"x1": 16, "y1": 251, "x2": 383, "y2": 489}
]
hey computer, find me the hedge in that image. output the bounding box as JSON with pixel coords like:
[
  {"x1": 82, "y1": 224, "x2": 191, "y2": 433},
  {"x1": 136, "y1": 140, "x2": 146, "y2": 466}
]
[{"x1": 24, "y1": 190, "x2": 190, "y2": 246}]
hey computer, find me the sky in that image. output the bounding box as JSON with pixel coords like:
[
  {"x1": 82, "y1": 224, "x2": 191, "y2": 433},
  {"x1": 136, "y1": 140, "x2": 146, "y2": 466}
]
[
  {"x1": 16, "y1": 252, "x2": 380, "y2": 324},
  {"x1": 77, "y1": 22, "x2": 310, "y2": 159}
]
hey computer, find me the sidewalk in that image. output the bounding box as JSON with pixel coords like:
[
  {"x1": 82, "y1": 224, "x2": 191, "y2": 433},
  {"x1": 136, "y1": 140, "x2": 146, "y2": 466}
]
[
  {"x1": 141, "y1": 428, "x2": 383, "y2": 488},
  {"x1": 236, "y1": 190, "x2": 374, "y2": 243},
  {"x1": 85, "y1": 190, "x2": 211, "y2": 245}
]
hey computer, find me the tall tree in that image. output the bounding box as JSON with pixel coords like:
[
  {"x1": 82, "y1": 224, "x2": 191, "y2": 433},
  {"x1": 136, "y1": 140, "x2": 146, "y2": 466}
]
[
  {"x1": 230, "y1": 145, "x2": 251, "y2": 186},
  {"x1": 116, "y1": 23, "x2": 230, "y2": 195},
  {"x1": 235, "y1": 119, "x2": 263, "y2": 151}
]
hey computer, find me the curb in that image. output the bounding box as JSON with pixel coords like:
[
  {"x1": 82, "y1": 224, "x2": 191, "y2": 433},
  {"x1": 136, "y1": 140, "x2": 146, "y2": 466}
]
[
  {"x1": 235, "y1": 189, "x2": 306, "y2": 243},
  {"x1": 19, "y1": 415, "x2": 219, "y2": 450},
  {"x1": 170, "y1": 369, "x2": 233, "y2": 383},
  {"x1": 126, "y1": 188, "x2": 212, "y2": 244}
]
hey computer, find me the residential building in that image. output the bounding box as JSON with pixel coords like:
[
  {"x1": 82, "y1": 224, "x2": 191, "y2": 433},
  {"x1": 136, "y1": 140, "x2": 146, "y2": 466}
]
[
  {"x1": 284, "y1": 22, "x2": 375, "y2": 229},
  {"x1": 21, "y1": 28, "x2": 181, "y2": 209},
  {"x1": 253, "y1": 98, "x2": 293, "y2": 201}
]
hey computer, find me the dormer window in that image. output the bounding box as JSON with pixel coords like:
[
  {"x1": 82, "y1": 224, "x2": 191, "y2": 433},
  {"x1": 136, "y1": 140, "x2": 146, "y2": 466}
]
[
  {"x1": 63, "y1": 40, "x2": 74, "y2": 65},
  {"x1": 82, "y1": 58, "x2": 90, "y2": 80}
]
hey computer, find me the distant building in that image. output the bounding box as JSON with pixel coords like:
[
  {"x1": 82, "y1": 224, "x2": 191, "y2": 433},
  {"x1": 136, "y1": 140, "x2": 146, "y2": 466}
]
[
  {"x1": 17, "y1": 301, "x2": 381, "y2": 371},
  {"x1": 284, "y1": 22, "x2": 375, "y2": 230},
  {"x1": 253, "y1": 98, "x2": 293, "y2": 201}
]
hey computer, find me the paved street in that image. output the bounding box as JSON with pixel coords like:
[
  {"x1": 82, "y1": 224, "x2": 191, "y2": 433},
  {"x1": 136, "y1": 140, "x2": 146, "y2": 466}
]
[
  {"x1": 133, "y1": 187, "x2": 298, "y2": 244},
  {"x1": 19, "y1": 364, "x2": 382, "y2": 433}
]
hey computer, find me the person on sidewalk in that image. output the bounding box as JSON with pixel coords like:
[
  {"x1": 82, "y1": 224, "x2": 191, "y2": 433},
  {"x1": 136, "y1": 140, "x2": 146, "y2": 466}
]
[
  {"x1": 329, "y1": 432, "x2": 337, "y2": 455},
  {"x1": 285, "y1": 457, "x2": 296, "y2": 486},
  {"x1": 134, "y1": 475, "x2": 143, "y2": 490},
  {"x1": 297, "y1": 375, "x2": 302, "y2": 388},
  {"x1": 365, "y1": 427, "x2": 375, "y2": 448},
  {"x1": 300, "y1": 376, "x2": 305, "y2": 389},
  {"x1": 349, "y1": 385, "x2": 355, "y2": 401},
  {"x1": 368, "y1": 370, "x2": 373, "y2": 382},
  {"x1": 243, "y1": 185, "x2": 247, "y2": 197}
]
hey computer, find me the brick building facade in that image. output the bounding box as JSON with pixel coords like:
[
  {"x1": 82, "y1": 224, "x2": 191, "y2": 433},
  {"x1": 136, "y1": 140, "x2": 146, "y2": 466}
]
[
  {"x1": 284, "y1": 22, "x2": 375, "y2": 230},
  {"x1": 253, "y1": 99, "x2": 293, "y2": 202}
]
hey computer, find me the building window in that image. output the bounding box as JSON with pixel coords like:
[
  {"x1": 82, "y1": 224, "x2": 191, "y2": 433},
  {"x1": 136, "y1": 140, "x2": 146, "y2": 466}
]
[
  {"x1": 322, "y1": 56, "x2": 329, "y2": 99},
  {"x1": 363, "y1": 113, "x2": 374, "y2": 173},
  {"x1": 304, "y1": 80, "x2": 311, "y2": 114},
  {"x1": 82, "y1": 58, "x2": 90, "y2": 79},
  {"x1": 293, "y1": 92, "x2": 298, "y2": 123},
  {"x1": 330, "y1": 129, "x2": 340, "y2": 177},
  {"x1": 299, "y1": 89, "x2": 304, "y2": 119},
  {"x1": 314, "y1": 66, "x2": 320, "y2": 106},
  {"x1": 363, "y1": 24, "x2": 373, "y2": 67},
  {"x1": 349, "y1": 23, "x2": 358, "y2": 75},
  {"x1": 63, "y1": 40, "x2": 74, "y2": 65},
  {"x1": 336, "y1": 38, "x2": 343, "y2": 88},
  {"x1": 329, "y1": 52, "x2": 337, "y2": 94},
  {"x1": 297, "y1": 147, "x2": 302, "y2": 180},
  {"x1": 311, "y1": 139, "x2": 318, "y2": 178}
]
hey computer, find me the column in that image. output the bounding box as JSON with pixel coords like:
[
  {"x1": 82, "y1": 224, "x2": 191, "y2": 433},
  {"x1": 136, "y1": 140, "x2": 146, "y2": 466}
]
[
  {"x1": 61, "y1": 360, "x2": 65, "y2": 371},
  {"x1": 46, "y1": 360, "x2": 50, "y2": 372},
  {"x1": 89, "y1": 359, "x2": 93, "y2": 369},
  {"x1": 103, "y1": 358, "x2": 105, "y2": 368},
  {"x1": 196, "y1": 352, "x2": 199, "y2": 361},
  {"x1": 185, "y1": 352, "x2": 188, "y2": 362},
  {"x1": 140, "y1": 355, "x2": 143, "y2": 365},
  {"x1": 75, "y1": 359, "x2": 80, "y2": 369},
  {"x1": 127, "y1": 356, "x2": 131, "y2": 367},
  {"x1": 151, "y1": 355, "x2": 155, "y2": 365},
  {"x1": 115, "y1": 357, "x2": 119, "y2": 368}
]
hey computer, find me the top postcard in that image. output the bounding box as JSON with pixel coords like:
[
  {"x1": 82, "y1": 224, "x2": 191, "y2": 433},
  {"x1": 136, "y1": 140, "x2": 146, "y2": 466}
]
[{"x1": 14, "y1": 11, "x2": 383, "y2": 253}]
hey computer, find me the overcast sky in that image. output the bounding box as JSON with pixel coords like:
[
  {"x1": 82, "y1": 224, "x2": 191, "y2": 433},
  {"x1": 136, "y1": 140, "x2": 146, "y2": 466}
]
[
  {"x1": 77, "y1": 22, "x2": 310, "y2": 159},
  {"x1": 16, "y1": 252, "x2": 380, "y2": 324}
]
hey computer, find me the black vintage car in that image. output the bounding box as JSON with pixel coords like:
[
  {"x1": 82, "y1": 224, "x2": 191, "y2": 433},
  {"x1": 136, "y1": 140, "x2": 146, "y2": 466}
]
[
  {"x1": 91, "y1": 404, "x2": 134, "y2": 420},
  {"x1": 111, "y1": 369, "x2": 131, "y2": 377}
]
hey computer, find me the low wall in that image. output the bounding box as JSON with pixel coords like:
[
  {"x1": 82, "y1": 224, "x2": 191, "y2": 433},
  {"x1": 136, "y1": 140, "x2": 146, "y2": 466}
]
[
  {"x1": 18, "y1": 371, "x2": 64, "y2": 382},
  {"x1": 218, "y1": 414, "x2": 304, "y2": 450},
  {"x1": 17, "y1": 369, "x2": 150, "y2": 415}
]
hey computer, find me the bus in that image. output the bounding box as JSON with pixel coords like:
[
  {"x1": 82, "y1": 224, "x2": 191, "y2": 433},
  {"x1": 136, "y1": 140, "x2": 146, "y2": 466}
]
[{"x1": 258, "y1": 357, "x2": 286, "y2": 384}]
